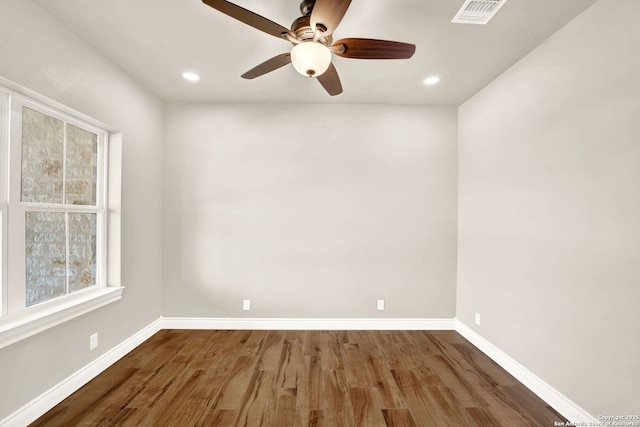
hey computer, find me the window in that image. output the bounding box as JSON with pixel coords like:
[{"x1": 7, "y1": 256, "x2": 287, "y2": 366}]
[
  {"x1": 0, "y1": 80, "x2": 123, "y2": 348},
  {"x1": 21, "y1": 106, "x2": 101, "y2": 306}
]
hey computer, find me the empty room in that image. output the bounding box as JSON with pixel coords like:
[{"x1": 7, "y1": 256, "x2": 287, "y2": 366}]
[{"x1": 0, "y1": 0, "x2": 638, "y2": 425}]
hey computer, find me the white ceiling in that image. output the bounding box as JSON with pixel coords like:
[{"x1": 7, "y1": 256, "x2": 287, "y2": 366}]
[{"x1": 33, "y1": 0, "x2": 598, "y2": 105}]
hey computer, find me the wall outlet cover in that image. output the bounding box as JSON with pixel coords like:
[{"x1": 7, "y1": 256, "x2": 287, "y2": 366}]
[{"x1": 89, "y1": 333, "x2": 98, "y2": 351}]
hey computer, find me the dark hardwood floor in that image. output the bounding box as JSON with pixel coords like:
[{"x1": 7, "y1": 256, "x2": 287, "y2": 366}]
[{"x1": 31, "y1": 330, "x2": 567, "y2": 426}]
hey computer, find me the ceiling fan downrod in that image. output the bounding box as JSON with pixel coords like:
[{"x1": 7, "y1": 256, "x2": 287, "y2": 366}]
[{"x1": 300, "y1": 0, "x2": 315, "y2": 16}]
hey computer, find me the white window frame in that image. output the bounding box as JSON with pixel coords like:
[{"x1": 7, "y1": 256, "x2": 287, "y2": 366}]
[
  {"x1": 1, "y1": 89, "x2": 8, "y2": 320},
  {"x1": 0, "y1": 79, "x2": 123, "y2": 349}
]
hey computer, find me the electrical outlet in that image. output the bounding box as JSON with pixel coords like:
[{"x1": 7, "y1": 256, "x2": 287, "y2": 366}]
[
  {"x1": 377, "y1": 299, "x2": 385, "y2": 311},
  {"x1": 89, "y1": 333, "x2": 98, "y2": 351},
  {"x1": 243, "y1": 299, "x2": 251, "y2": 311},
  {"x1": 475, "y1": 312, "x2": 481, "y2": 326}
]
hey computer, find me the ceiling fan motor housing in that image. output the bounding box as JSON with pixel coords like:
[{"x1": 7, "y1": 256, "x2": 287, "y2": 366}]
[{"x1": 291, "y1": 15, "x2": 332, "y2": 44}]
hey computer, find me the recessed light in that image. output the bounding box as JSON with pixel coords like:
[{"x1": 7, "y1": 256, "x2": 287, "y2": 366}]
[
  {"x1": 182, "y1": 72, "x2": 200, "y2": 82},
  {"x1": 423, "y1": 76, "x2": 440, "y2": 85}
]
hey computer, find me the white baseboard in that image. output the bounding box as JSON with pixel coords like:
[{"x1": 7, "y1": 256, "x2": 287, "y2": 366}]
[
  {"x1": 454, "y1": 320, "x2": 596, "y2": 423},
  {"x1": 0, "y1": 319, "x2": 162, "y2": 427},
  {"x1": 159, "y1": 317, "x2": 456, "y2": 331}
]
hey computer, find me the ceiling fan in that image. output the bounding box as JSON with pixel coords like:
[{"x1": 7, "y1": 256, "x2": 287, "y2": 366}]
[{"x1": 201, "y1": 0, "x2": 416, "y2": 96}]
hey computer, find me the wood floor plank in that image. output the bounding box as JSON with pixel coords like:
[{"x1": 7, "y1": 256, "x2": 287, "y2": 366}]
[
  {"x1": 499, "y1": 384, "x2": 567, "y2": 426},
  {"x1": 129, "y1": 329, "x2": 199, "y2": 368},
  {"x1": 104, "y1": 407, "x2": 150, "y2": 426},
  {"x1": 382, "y1": 408, "x2": 419, "y2": 427},
  {"x1": 366, "y1": 356, "x2": 407, "y2": 408},
  {"x1": 126, "y1": 361, "x2": 190, "y2": 408},
  {"x1": 226, "y1": 330, "x2": 265, "y2": 356},
  {"x1": 322, "y1": 369, "x2": 355, "y2": 427},
  {"x1": 307, "y1": 409, "x2": 325, "y2": 427},
  {"x1": 372, "y1": 332, "x2": 405, "y2": 369},
  {"x1": 28, "y1": 405, "x2": 71, "y2": 427},
  {"x1": 423, "y1": 354, "x2": 489, "y2": 407},
  {"x1": 321, "y1": 342, "x2": 344, "y2": 370},
  {"x1": 188, "y1": 330, "x2": 233, "y2": 370},
  {"x1": 296, "y1": 355, "x2": 323, "y2": 411},
  {"x1": 412, "y1": 362, "x2": 445, "y2": 387},
  {"x1": 143, "y1": 369, "x2": 213, "y2": 426},
  {"x1": 273, "y1": 388, "x2": 298, "y2": 426},
  {"x1": 303, "y1": 331, "x2": 323, "y2": 358},
  {"x1": 256, "y1": 330, "x2": 286, "y2": 371},
  {"x1": 63, "y1": 365, "x2": 140, "y2": 407},
  {"x1": 31, "y1": 330, "x2": 569, "y2": 427},
  {"x1": 463, "y1": 406, "x2": 505, "y2": 427},
  {"x1": 210, "y1": 355, "x2": 259, "y2": 410},
  {"x1": 349, "y1": 387, "x2": 387, "y2": 427},
  {"x1": 452, "y1": 341, "x2": 519, "y2": 387},
  {"x1": 341, "y1": 343, "x2": 373, "y2": 387},
  {"x1": 472, "y1": 384, "x2": 542, "y2": 426},
  {"x1": 422, "y1": 386, "x2": 469, "y2": 425},
  {"x1": 234, "y1": 370, "x2": 276, "y2": 427},
  {"x1": 296, "y1": 409, "x2": 325, "y2": 427},
  {"x1": 206, "y1": 350, "x2": 239, "y2": 380},
  {"x1": 275, "y1": 341, "x2": 301, "y2": 388},
  {"x1": 198, "y1": 409, "x2": 237, "y2": 426},
  {"x1": 394, "y1": 382, "x2": 440, "y2": 426},
  {"x1": 390, "y1": 369, "x2": 421, "y2": 387},
  {"x1": 393, "y1": 343, "x2": 424, "y2": 369}
]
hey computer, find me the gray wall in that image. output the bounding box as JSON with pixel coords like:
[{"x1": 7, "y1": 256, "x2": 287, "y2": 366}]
[
  {"x1": 163, "y1": 103, "x2": 458, "y2": 318},
  {"x1": 2, "y1": 0, "x2": 638, "y2": 420},
  {"x1": 0, "y1": 0, "x2": 164, "y2": 418},
  {"x1": 457, "y1": 0, "x2": 640, "y2": 415}
]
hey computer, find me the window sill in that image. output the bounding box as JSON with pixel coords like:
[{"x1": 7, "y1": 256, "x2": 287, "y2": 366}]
[{"x1": 0, "y1": 286, "x2": 124, "y2": 349}]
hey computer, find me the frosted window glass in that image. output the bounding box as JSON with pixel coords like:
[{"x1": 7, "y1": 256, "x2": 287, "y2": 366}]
[
  {"x1": 21, "y1": 107, "x2": 64, "y2": 203},
  {"x1": 68, "y1": 213, "x2": 97, "y2": 292},
  {"x1": 66, "y1": 125, "x2": 97, "y2": 205},
  {"x1": 25, "y1": 212, "x2": 66, "y2": 306},
  {"x1": 25, "y1": 212, "x2": 97, "y2": 305}
]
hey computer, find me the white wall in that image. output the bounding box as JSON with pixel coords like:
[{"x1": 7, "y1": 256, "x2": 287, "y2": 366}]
[
  {"x1": 163, "y1": 103, "x2": 458, "y2": 318},
  {"x1": 457, "y1": 0, "x2": 640, "y2": 415},
  {"x1": 0, "y1": 0, "x2": 164, "y2": 419}
]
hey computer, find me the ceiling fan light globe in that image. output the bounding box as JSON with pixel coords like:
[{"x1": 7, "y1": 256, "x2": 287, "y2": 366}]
[{"x1": 291, "y1": 42, "x2": 332, "y2": 77}]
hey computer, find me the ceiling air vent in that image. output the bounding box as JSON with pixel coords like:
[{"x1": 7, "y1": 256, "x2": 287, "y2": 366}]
[{"x1": 452, "y1": 0, "x2": 508, "y2": 25}]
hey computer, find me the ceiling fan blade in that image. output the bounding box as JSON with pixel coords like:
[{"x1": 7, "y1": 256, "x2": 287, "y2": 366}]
[
  {"x1": 333, "y1": 38, "x2": 416, "y2": 59},
  {"x1": 241, "y1": 53, "x2": 291, "y2": 79},
  {"x1": 202, "y1": 0, "x2": 290, "y2": 39},
  {"x1": 310, "y1": 0, "x2": 352, "y2": 37},
  {"x1": 317, "y1": 63, "x2": 343, "y2": 96}
]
